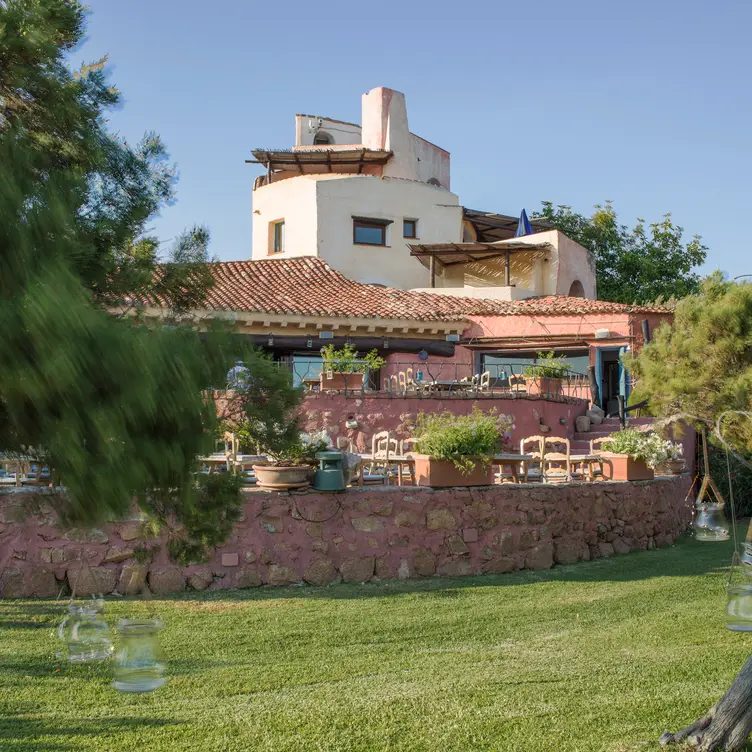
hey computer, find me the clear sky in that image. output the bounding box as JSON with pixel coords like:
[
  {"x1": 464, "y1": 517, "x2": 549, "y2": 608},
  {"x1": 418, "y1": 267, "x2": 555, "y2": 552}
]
[{"x1": 79, "y1": 0, "x2": 751, "y2": 278}]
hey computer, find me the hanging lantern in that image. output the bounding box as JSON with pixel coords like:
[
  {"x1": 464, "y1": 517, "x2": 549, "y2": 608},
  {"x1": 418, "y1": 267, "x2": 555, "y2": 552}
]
[
  {"x1": 727, "y1": 545, "x2": 752, "y2": 631},
  {"x1": 694, "y1": 501, "x2": 730, "y2": 541},
  {"x1": 112, "y1": 619, "x2": 167, "y2": 693},
  {"x1": 57, "y1": 599, "x2": 114, "y2": 663}
]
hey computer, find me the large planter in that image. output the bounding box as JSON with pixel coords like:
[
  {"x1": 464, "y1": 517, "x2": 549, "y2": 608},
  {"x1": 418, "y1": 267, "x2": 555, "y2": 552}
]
[
  {"x1": 412, "y1": 454, "x2": 494, "y2": 488},
  {"x1": 319, "y1": 372, "x2": 364, "y2": 392},
  {"x1": 252, "y1": 465, "x2": 313, "y2": 490},
  {"x1": 600, "y1": 453, "x2": 654, "y2": 482},
  {"x1": 656, "y1": 459, "x2": 685, "y2": 476},
  {"x1": 525, "y1": 376, "x2": 563, "y2": 397}
]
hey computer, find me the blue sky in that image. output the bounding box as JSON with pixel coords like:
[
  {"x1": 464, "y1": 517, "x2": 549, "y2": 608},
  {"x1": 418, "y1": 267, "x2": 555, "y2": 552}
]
[{"x1": 79, "y1": 0, "x2": 750, "y2": 278}]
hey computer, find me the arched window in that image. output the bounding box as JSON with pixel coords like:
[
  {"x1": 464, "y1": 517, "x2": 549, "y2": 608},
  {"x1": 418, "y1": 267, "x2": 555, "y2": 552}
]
[
  {"x1": 568, "y1": 280, "x2": 585, "y2": 298},
  {"x1": 313, "y1": 131, "x2": 333, "y2": 145},
  {"x1": 427, "y1": 177, "x2": 441, "y2": 187}
]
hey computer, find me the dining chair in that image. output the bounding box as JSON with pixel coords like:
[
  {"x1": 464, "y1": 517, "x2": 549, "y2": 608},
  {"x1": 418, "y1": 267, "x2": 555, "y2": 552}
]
[
  {"x1": 519, "y1": 435, "x2": 546, "y2": 482},
  {"x1": 542, "y1": 436, "x2": 571, "y2": 483}
]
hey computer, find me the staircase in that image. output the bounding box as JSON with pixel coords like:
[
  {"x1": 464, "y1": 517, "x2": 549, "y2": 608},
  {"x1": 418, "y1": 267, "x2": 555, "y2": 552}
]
[{"x1": 571, "y1": 417, "x2": 654, "y2": 454}]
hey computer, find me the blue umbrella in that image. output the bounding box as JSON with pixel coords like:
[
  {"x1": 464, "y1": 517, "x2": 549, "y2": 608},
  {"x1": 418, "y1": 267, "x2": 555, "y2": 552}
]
[{"x1": 514, "y1": 209, "x2": 533, "y2": 237}]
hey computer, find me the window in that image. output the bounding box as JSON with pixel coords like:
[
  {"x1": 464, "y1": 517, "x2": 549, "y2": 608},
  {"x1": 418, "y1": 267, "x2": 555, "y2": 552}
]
[
  {"x1": 270, "y1": 220, "x2": 285, "y2": 254},
  {"x1": 427, "y1": 177, "x2": 441, "y2": 187},
  {"x1": 403, "y1": 219, "x2": 417, "y2": 238},
  {"x1": 481, "y1": 350, "x2": 590, "y2": 381},
  {"x1": 352, "y1": 217, "x2": 391, "y2": 246},
  {"x1": 313, "y1": 131, "x2": 332, "y2": 145}
]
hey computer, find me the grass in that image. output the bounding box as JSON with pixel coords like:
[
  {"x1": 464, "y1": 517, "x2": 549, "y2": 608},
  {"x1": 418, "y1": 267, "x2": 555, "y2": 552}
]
[{"x1": 1, "y1": 537, "x2": 751, "y2": 751}]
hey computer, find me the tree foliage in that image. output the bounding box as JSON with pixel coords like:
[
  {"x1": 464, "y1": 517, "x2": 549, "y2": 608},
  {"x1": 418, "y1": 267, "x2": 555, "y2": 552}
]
[
  {"x1": 533, "y1": 201, "x2": 707, "y2": 304},
  {"x1": 626, "y1": 274, "x2": 752, "y2": 454}
]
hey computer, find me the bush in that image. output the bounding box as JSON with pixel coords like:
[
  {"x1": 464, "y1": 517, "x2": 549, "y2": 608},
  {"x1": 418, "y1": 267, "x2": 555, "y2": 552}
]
[
  {"x1": 415, "y1": 408, "x2": 513, "y2": 474},
  {"x1": 602, "y1": 429, "x2": 682, "y2": 469},
  {"x1": 709, "y1": 445, "x2": 752, "y2": 518},
  {"x1": 523, "y1": 351, "x2": 569, "y2": 379},
  {"x1": 321, "y1": 344, "x2": 385, "y2": 374}
]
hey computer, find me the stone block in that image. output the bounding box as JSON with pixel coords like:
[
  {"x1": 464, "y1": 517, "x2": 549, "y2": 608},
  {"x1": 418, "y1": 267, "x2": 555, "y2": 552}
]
[
  {"x1": 303, "y1": 558, "x2": 338, "y2": 586},
  {"x1": 483, "y1": 557, "x2": 515, "y2": 574},
  {"x1": 462, "y1": 528, "x2": 479, "y2": 543},
  {"x1": 28, "y1": 567, "x2": 58, "y2": 597},
  {"x1": 438, "y1": 558, "x2": 472, "y2": 577},
  {"x1": 118, "y1": 564, "x2": 148, "y2": 595},
  {"x1": 266, "y1": 564, "x2": 298, "y2": 586},
  {"x1": 394, "y1": 511, "x2": 417, "y2": 528},
  {"x1": 70, "y1": 566, "x2": 118, "y2": 596},
  {"x1": 148, "y1": 568, "x2": 185, "y2": 595},
  {"x1": 234, "y1": 568, "x2": 262, "y2": 589},
  {"x1": 306, "y1": 522, "x2": 324, "y2": 538},
  {"x1": 494, "y1": 532, "x2": 516, "y2": 555},
  {"x1": 589, "y1": 405, "x2": 605, "y2": 419},
  {"x1": 187, "y1": 568, "x2": 213, "y2": 591},
  {"x1": 413, "y1": 549, "x2": 436, "y2": 577},
  {"x1": 102, "y1": 545, "x2": 135, "y2": 564},
  {"x1": 397, "y1": 559, "x2": 410, "y2": 579},
  {"x1": 312, "y1": 540, "x2": 329, "y2": 553},
  {"x1": 372, "y1": 501, "x2": 394, "y2": 517},
  {"x1": 426, "y1": 508, "x2": 458, "y2": 531},
  {"x1": 221, "y1": 553, "x2": 239, "y2": 568},
  {"x1": 63, "y1": 528, "x2": 108, "y2": 544},
  {"x1": 375, "y1": 557, "x2": 394, "y2": 579},
  {"x1": 118, "y1": 522, "x2": 143, "y2": 542},
  {"x1": 261, "y1": 517, "x2": 283, "y2": 534},
  {"x1": 351, "y1": 516, "x2": 384, "y2": 533},
  {"x1": 340, "y1": 557, "x2": 374, "y2": 583},
  {"x1": 585, "y1": 410, "x2": 603, "y2": 426},
  {"x1": 447, "y1": 534, "x2": 469, "y2": 556},
  {"x1": 598, "y1": 541, "x2": 615, "y2": 558},
  {"x1": 575, "y1": 415, "x2": 591, "y2": 433},
  {"x1": 554, "y1": 539, "x2": 581, "y2": 565},
  {"x1": 525, "y1": 542, "x2": 554, "y2": 571},
  {"x1": 244, "y1": 550, "x2": 257, "y2": 563},
  {"x1": 0, "y1": 568, "x2": 28, "y2": 597},
  {"x1": 612, "y1": 538, "x2": 631, "y2": 555}
]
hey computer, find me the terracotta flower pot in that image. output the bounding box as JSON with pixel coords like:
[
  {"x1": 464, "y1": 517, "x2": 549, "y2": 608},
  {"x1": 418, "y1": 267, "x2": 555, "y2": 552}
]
[
  {"x1": 412, "y1": 454, "x2": 494, "y2": 487},
  {"x1": 252, "y1": 465, "x2": 313, "y2": 490},
  {"x1": 319, "y1": 372, "x2": 364, "y2": 392},
  {"x1": 525, "y1": 376, "x2": 563, "y2": 397},
  {"x1": 600, "y1": 453, "x2": 654, "y2": 482}
]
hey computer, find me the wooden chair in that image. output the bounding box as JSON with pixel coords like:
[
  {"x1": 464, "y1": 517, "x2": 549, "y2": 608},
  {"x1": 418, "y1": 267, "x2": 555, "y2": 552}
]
[
  {"x1": 510, "y1": 375, "x2": 528, "y2": 394},
  {"x1": 362, "y1": 431, "x2": 396, "y2": 485},
  {"x1": 389, "y1": 374, "x2": 399, "y2": 394},
  {"x1": 542, "y1": 436, "x2": 571, "y2": 483},
  {"x1": 478, "y1": 371, "x2": 491, "y2": 394},
  {"x1": 336, "y1": 436, "x2": 354, "y2": 453},
  {"x1": 519, "y1": 435, "x2": 546, "y2": 482}
]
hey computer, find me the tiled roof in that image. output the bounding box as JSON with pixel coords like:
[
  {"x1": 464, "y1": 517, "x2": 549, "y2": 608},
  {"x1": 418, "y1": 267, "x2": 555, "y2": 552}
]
[{"x1": 146, "y1": 257, "x2": 669, "y2": 321}]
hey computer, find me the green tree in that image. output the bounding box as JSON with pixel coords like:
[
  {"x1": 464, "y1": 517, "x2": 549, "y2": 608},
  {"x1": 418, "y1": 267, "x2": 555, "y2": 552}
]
[
  {"x1": 627, "y1": 274, "x2": 752, "y2": 751},
  {"x1": 0, "y1": 0, "x2": 242, "y2": 556},
  {"x1": 533, "y1": 201, "x2": 707, "y2": 304}
]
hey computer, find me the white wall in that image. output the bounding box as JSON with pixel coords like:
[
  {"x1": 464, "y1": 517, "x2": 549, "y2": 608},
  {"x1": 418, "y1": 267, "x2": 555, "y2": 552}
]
[
  {"x1": 410, "y1": 134, "x2": 450, "y2": 189},
  {"x1": 295, "y1": 115, "x2": 361, "y2": 146},
  {"x1": 314, "y1": 175, "x2": 463, "y2": 289},
  {"x1": 553, "y1": 232, "x2": 597, "y2": 298},
  {"x1": 251, "y1": 177, "x2": 319, "y2": 260}
]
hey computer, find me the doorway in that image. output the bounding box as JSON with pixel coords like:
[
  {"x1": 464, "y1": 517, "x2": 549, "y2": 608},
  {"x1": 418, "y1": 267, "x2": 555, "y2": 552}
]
[{"x1": 595, "y1": 346, "x2": 629, "y2": 414}]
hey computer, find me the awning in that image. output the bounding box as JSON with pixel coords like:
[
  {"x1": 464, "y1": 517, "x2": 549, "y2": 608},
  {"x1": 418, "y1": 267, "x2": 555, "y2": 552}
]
[
  {"x1": 408, "y1": 239, "x2": 553, "y2": 267},
  {"x1": 247, "y1": 148, "x2": 392, "y2": 174}
]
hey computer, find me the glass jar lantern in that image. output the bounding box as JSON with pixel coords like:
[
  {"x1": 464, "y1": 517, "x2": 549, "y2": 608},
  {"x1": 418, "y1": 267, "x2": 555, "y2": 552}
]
[
  {"x1": 57, "y1": 600, "x2": 114, "y2": 663},
  {"x1": 112, "y1": 619, "x2": 167, "y2": 693},
  {"x1": 694, "y1": 501, "x2": 730, "y2": 541}
]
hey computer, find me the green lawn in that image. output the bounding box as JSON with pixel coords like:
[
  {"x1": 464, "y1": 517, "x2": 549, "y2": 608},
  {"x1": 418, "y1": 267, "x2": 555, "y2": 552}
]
[{"x1": 1, "y1": 538, "x2": 751, "y2": 752}]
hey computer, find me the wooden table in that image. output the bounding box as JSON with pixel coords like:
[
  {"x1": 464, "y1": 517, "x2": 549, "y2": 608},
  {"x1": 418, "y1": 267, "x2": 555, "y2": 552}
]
[
  {"x1": 493, "y1": 454, "x2": 534, "y2": 483},
  {"x1": 198, "y1": 455, "x2": 230, "y2": 473},
  {"x1": 569, "y1": 453, "x2": 602, "y2": 481},
  {"x1": 357, "y1": 454, "x2": 416, "y2": 487},
  {"x1": 301, "y1": 377, "x2": 320, "y2": 393},
  {"x1": 418, "y1": 380, "x2": 476, "y2": 396}
]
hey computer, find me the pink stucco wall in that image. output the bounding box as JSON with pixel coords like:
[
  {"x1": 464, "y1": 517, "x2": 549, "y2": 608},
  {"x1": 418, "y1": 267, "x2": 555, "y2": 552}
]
[
  {"x1": 0, "y1": 476, "x2": 693, "y2": 597},
  {"x1": 300, "y1": 394, "x2": 589, "y2": 453}
]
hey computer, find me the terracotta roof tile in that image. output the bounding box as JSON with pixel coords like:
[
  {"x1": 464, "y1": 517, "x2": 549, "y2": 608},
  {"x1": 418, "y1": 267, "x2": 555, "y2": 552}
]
[{"x1": 147, "y1": 257, "x2": 670, "y2": 321}]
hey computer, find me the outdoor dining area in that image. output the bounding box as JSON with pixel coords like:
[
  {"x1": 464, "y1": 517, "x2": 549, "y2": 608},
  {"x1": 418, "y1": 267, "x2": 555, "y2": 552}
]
[{"x1": 0, "y1": 453, "x2": 53, "y2": 487}]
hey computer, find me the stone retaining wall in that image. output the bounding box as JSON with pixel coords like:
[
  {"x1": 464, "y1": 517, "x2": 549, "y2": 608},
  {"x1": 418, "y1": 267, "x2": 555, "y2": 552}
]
[{"x1": 0, "y1": 477, "x2": 693, "y2": 598}]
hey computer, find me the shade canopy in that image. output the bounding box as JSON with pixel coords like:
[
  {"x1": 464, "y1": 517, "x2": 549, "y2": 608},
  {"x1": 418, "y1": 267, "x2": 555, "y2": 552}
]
[{"x1": 515, "y1": 209, "x2": 534, "y2": 238}]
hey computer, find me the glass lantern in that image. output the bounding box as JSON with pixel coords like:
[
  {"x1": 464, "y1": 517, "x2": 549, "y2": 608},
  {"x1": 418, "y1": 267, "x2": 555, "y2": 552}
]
[
  {"x1": 694, "y1": 501, "x2": 730, "y2": 541},
  {"x1": 112, "y1": 619, "x2": 168, "y2": 693},
  {"x1": 57, "y1": 599, "x2": 114, "y2": 663}
]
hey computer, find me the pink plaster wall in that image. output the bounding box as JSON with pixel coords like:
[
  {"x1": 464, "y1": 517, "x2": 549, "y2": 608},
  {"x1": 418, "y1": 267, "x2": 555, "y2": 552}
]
[{"x1": 0, "y1": 476, "x2": 693, "y2": 597}]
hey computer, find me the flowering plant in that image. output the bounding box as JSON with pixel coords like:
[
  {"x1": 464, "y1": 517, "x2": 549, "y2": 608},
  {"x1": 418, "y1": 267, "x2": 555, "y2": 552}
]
[{"x1": 602, "y1": 429, "x2": 683, "y2": 469}]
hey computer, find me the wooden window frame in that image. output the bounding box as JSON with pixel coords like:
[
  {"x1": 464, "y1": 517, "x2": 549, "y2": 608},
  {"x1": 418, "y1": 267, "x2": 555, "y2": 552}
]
[
  {"x1": 403, "y1": 219, "x2": 417, "y2": 239},
  {"x1": 353, "y1": 218, "x2": 389, "y2": 247},
  {"x1": 269, "y1": 220, "x2": 285, "y2": 255}
]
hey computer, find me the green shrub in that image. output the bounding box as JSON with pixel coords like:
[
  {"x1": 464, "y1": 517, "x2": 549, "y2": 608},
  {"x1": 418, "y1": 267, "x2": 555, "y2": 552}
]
[
  {"x1": 523, "y1": 351, "x2": 569, "y2": 379},
  {"x1": 415, "y1": 408, "x2": 511, "y2": 474},
  {"x1": 321, "y1": 344, "x2": 385, "y2": 374}
]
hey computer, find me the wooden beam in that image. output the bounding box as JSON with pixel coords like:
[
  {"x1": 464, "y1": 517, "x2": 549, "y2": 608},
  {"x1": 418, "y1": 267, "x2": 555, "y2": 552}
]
[
  {"x1": 430, "y1": 255, "x2": 436, "y2": 288},
  {"x1": 505, "y1": 249, "x2": 511, "y2": 286},
  {"x1": 357, "y1": 148, "x2": 366, "y2": 174}
]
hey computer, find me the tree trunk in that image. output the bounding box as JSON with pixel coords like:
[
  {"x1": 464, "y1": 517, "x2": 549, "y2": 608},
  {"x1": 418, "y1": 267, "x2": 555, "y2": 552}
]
[{"x1": 660, "y1": 654, "x2": 752, "y2": 750}]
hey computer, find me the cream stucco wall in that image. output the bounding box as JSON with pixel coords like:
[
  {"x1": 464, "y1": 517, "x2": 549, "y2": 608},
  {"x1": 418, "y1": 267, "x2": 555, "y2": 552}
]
[{"x1": 294, "y1": 115, "x2": 362, "y2": 146}]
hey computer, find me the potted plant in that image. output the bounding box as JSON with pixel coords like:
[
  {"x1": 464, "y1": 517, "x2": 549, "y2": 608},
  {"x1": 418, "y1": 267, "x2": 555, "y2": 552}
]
[
  {"x1": 523, "y1": 351, "x2": 569, "y2": 397},
  {"x1": 599, "y1": 429, "x2": 666, "y2": 481},
  {"x1": 319, "y1": 344, "x2": 385, "y2": 392},
  {"x1": 653, "y1": 439, "x2": 685, "y2": 475},
  {"x1": 253, "y1": 435, "x2": 329, "y2": 490},
  {"x1": 411, "y1": 408, "x2": 513, "y2": 487}
]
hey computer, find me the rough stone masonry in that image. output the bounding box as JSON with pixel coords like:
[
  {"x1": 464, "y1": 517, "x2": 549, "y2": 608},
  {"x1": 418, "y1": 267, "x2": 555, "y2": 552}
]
[{"x1": 0, "y1": 476, "x2": 693, "y2": 597}]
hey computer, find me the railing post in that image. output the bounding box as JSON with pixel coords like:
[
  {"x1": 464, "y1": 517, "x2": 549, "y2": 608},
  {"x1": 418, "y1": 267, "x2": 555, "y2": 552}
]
[{"x1": 618, "y1": 394, "x2": 626, "y2": 428}]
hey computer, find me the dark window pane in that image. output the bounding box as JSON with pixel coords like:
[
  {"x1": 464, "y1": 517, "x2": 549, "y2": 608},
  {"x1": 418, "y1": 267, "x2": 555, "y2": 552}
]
[
  {"x1": 354, "y1": 223, "x2": 385, "y2": 245},
  {"x1": 403, "y1": 220, "x2": 416, "y2": 238},
  {"x1": 273, "y1": 221, "x2": 285, "y2": 252}
]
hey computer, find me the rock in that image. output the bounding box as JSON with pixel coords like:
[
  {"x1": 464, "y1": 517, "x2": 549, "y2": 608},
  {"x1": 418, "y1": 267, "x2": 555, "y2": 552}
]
[
  {"x1": 375, "y1": 557, "x2": 394, "y2": 579},
  {"x1": 244, "y1": 550, "x2": 257, "y2": 564},
  {"x1": 447, "y1": 534, "x2": 469, "y2": 556},
  {"x1": 598, "y1": 541, "x2": 615, "y2": 558},
  {"x1": 70, "y1": 566, "x2": 118, "y2": 596},
  {"x1": 438, "y1": 558, "x2": 472, "y2": 577},
  {"x1": 0, "y1": 568, "x2": 27, "y2": 597},
  {"x1": 303, "y1": 558, "x2": 338, "y2": 586},
  {"x1": 426, "y1": 508, "x2": 457, "y2": 531},
  {"x1": 586, "y1": 409, "x2": 604, "y2": 426},
  {"x1": 312, "y1": 540, "x2": 329, "y2": 554},
  {"x1": 266, "y1": 564, "x2": 298, "y2": 586},
  {"x1": 13, "y1": 549, "x2": 26, "y2": 561},
  {"x1": 484, "y1": 557, "x2": 515, "y2": 574},
  {"x1": 575, "y1": 415, "x2": 591, "y2": 433},
  {"x1": 389, "y1": 535, "x2": 410, "y2": 548},
  {"x1": 494, "y1": 532, "x2": 516, "y2": 555},
  {"x1": 525, "y1": 542, "x2": 554, "y2": 570},
  {"x1": 397, "y1": 559, "x2": 410, "y2": 579},
  {"x1": 340, "y1": 557, "x2": 374, "y2": 583},
  {"x1": 234, "y1": 568, "x2": 262, "y2": 589},
  {"x1": 63, "y1": 528, "x2": 108, "y2": 544},
  {"x1": 118, "y1": 564, "x2": 148, "y2": 595},
  {"x1": 221, "y1": 553, "x2": 239, "y2": 568},
  {"x1": 554, "y1": 539, "x2": 581, "y2": 565},
  {"x1": 118, "y1": 522, "x2": 143, "y2": 542},
  {"x1": 187, "y1": 568, "x2": 213, "y2": 591},
  {"x1": 306, "y1": 522, "x2": 324, "y2": 538},
  {"x1": 148, "y1": 568, "x2": 185, "y2": 595},
  {"x1": 372, "y1": 501, "x2": 394, "y2": 517},
  {"x1": 462, "y1": 528, "x2": 479, "y2": 543},
  {"x1": 102, "y1": 545, "x2": 135, "y2": 564},
  {"x1": 612, "y1": 538, "x2": 631, "y2": 555},
  {"x1": 351, "y1": 516, "x2": 384, "y2": 533},
  {"x1": 394, "y1": 511, "x2": 417, "y2": 528},
  {"x1": 519, "y1": 531, "x2": 535, "y2": 550},
  {"x1": 261, "y1": 517, "x2": 283, "y2": 534},
  {"x1": 413, "y1": 549, "x2": 436, "y2": 577}
]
